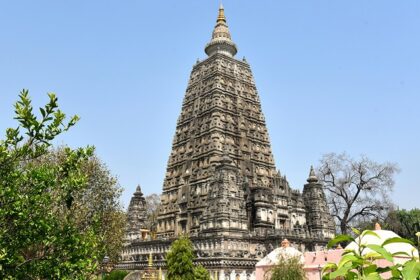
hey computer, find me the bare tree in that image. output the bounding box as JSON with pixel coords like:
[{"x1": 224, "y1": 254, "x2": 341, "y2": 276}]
[
  {"x1": 144, "y1": 193, "x2": 161, "y2": 233},
  {"x1": 317, "y1": 153, "x2": 399, "y2": 235}
]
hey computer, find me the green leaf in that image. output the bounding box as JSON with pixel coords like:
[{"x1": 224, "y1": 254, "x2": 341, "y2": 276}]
[
  {"x1": 327, "y1": 234, "x2": 355, "y2": 249},
  {"x1": 361, "y1": 230, "x2": 380, "y2": 240},
  {"x1": 381, "y1": 236, "x2": 414, "y2": 247},
  {"x1": 40, "y1": 107, "x2": 46, "y2": 118},
  {"x1": 391, "y1": 251, "x2": 412, "y2": 257},
  {"x1": 376, "y1": 266, "x2": 392, "y2": 274},
  {"x1": 351, "y1": 227, "x2": 361, "y2": 236},
  {"x1": 363, "y1": 272, "x2": 381, "y2": 280},
  {"x1": 342, "y1": 249, "x2": 357, "y2": 256},
  {"x1": 337, "y1": 254, "x2": 361, "y2": 268},
  {"x1": 401, "y1": 260, "x2": 420, "y2": 280},
  {"x1": 391, "y1": 266, "x2": 402, "y2": 278},
  {"x1": 365, "y1": 244, "x2": 394, "y2": 262},
  {"x1": 363, "y1": 264, "x2": 378, "y2": 275},
  {"x1": 321, "y1": 262, "x2": 337, "y2": 273},
  {"x1": 346, "y1": 271, "x2": 358, "y2": 279},
  {"x1": 329, "y1": 261, "x2": 353, "y2": 278}
]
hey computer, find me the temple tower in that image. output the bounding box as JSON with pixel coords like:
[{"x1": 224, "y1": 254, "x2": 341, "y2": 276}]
[
  {"x1": 303, "y1": 166, "x2": 335, "y2": 238},
  {"x1": 126, "y1": 185, "x2": 149, "y2": 241},
  {"x1": 120, "y1": 6, "x2": 335, "y2": 277},
  {"x1": 157, "y1": 4, "x2": 279, "y2": 238}
]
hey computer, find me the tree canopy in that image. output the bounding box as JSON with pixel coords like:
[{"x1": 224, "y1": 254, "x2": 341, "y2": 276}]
[
  {"x1": 317, "y1": 152, "x2": 399, "y2": 234},
  {"x1": 166, "y1": 235, "x2": 196, "y2": 280},
  {"x1": 268, "y1": 257, "x2": 306, "y2": 280},
  {"x1": 385, "y1": 208, "x2": 420, "y2": 246},
  {"x1": 194, "y1": 264, "x2": 211, "y2": 280},
  {"x1": 0, "y1": 90, "x2": 125, "y2": 279},
  {"x1": 165, "y1": 235, "x2": 212, "y2": 280}
]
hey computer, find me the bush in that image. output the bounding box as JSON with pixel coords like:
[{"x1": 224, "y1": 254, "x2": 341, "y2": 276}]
[
  {"x1": 194, "y1": 264, "x2": 211, "y2": 280},
  {"x1": 322, "y1": 229, "x2": 420, "y2": 279},
  {"x1": 0, "y1": 90, "x2": 99, "y2": 279},
  {"x1": 0, "y1": 91, "x2": 126, "y2": 279},
  {"x1": 166, "y1": 235, "x2": 195, "y2": 280},
  {"x1": 267, "y1": 256, "x2": 306, "y2": 280},
  {"x1": 103, "y1": 270, "x2": 128, "y2": 280}
]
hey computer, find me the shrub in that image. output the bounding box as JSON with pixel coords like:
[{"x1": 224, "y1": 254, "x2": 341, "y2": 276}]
[
  {"x1": 103, "y1": 270, "x2": 128, "y2": 280},
  {"x1": 322, "y1": 229, "x2": 420, "y2": 280},
  {"x1": 267, "y1": 256, "x2": 306, "y2": 280},
  {"x1": 166, "y1": 235, "x2": 195, "y2": 280},
  {"x1": 194, "y1": 264, "x2": 211, "y2": 280}
]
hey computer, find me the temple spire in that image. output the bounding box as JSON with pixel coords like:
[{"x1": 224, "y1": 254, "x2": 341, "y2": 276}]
[
  {"x1": 205, "y1": 5, "x2": 237, "y2": 57},
  {"x1": 307, "y1": 166, "x2": 319, "y2": 183},
  {"x1": 135, "y1": 184, "x2": 143, "y2": 196}
]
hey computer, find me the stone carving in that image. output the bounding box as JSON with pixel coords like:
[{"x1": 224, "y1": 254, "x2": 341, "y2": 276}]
[
  {"x1": 118, "y1": 5, "x2": 335, "y2": 278},
  {"x1": 125, "y1": 185, "x2": 149, "y2": 242}
]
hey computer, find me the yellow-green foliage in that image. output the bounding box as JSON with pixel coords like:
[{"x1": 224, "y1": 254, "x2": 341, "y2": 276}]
[
  {"x1": 194, "y1": 264, "x2": 211, "y2": 280},
  {"x1": 267, "y1": 257, "x2": 306, "y2": 280},
  {"x1": 166, "y1": 235, "x2": 196, "y2": 280},
  {"x1": 322, "y1": 229, "x2": 420, "y2": 280},
  {"x1": 0, "y1": 90, "x2": 124, "y2": 279}
]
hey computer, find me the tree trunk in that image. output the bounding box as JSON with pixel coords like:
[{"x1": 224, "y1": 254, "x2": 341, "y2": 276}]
[{"x1": 340, "y1": 221, "x2": 347, "y2": 235}]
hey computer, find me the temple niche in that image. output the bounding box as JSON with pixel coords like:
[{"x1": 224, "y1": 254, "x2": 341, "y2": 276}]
[{"x1": 118, "y1": 5, "x2": 335, "y2": 279}]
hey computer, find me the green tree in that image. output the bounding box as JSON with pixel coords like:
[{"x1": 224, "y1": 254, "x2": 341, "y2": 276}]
[
  {"x1": 103, "y1": 270, "x2": 128, "y2": 280},
  {"x1": 385, "y1": 208, "x2": 420, "y2": 246},
  {"x1": 60, "y1": 151, "x2": 126, "y2": 263},
  {"x1": 166, "y1": 235, "x2": 195, "y2": 280},
  {"x1": 267, "y1": 257, "x2": 306, "y2": 280},
  {"x1": 0, "y1": 90, "x2": 122, "y2": 279},
  {"x1": 194, "y1": 264, "x2": 211, "y2": 280}
]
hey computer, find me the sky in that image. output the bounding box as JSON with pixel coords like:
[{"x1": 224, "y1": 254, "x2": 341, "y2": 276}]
[{"x1": 1, "y1": 1, "x2": 419, "y2": 210}]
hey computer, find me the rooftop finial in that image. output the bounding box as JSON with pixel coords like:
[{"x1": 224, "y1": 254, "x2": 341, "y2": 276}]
[
  {"x1": 148, "y1": 252, "x2": 153, "y2": 267},
  {"x1": 205, "y1": 5, "x2": 237, "y2": 57},
  {"x1": 307, "y1": 166, "x2": 319, "y2": 183},
  {"x1": 217, "y1": 3, "x2": 226, "y2": 23},
  {"x1": 134, "y1": 185, "x2": 144, "y2": 198}
]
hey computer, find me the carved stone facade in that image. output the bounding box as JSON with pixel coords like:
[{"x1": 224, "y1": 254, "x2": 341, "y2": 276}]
[
  {"x1": 303, "y1": 167, "x2": 336, "y2": 238},
  {"x1": 126, "y1": 185, "x2": 149, "y2": 242},
  {"x1": 118, "y1": 5, "x2": 335, "y2": 279}
]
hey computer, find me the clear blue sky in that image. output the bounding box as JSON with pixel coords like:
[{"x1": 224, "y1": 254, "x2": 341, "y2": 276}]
[{"x1": 1, "y1": 1, "x2": 419, "y2": 210}]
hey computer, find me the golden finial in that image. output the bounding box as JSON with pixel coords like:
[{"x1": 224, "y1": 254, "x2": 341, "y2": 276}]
[
  {"x1": 217, "y1": 4, "x2": 226, "y2": 23},
  {"x1": 158, "y1": 267, "x2": 162, "y2": 280},
  {"x1": 148, "y1": 252, "x2": 153, "y2": 267},
  {"x1": 205, "y1": 3, "x2": 237, "y2": 57}
]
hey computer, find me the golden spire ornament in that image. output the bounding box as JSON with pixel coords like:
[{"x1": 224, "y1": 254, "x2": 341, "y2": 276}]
[{"x1": 205, "y1": 4, "x2": 237, "y2": 57}]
